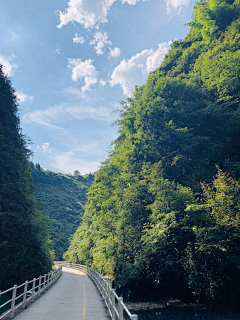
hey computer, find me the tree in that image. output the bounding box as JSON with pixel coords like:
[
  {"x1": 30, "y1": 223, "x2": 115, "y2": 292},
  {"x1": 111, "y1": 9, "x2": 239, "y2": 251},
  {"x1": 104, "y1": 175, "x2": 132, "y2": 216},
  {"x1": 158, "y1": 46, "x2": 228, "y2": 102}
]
[
  {"x1": 0, "y1": 65, "x2": 52, "y2": 290},
  {"x1": 183, "y1": 169, "x2": 240, "y2": 302}
]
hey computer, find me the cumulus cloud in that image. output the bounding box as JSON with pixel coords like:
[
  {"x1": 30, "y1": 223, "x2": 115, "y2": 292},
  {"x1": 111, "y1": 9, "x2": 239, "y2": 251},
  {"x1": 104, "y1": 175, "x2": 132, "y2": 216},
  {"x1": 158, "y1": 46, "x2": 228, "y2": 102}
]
[
  {"x1": 166, "y1": 0, "x2": 191, "y2": 13},
  {"x1": 73, "y1": 33, "x2": 85, "y2": 44},
  {"x1": 100, "y1": 79, "x2": 107, "y2": 86},
  {"x1": 146, "y1": 42, "x2": 172, "y2": 71},
  {"x1": 57, "y1": 0, "x2": 114, "y2": 29},
  {"x1": 57, "y1": 0, "x2": 147, "y2": 29},
  {"x1": 109, "y1": 47, "x2": 121, "y2": 58},
  {"x1": 0, "y1": 54, "x2": 18, "y2": 76},
  {"x1": 68, "y1": 58, "x2": 99, "y2": 91},
  {"x1": 109, "y1": 42, "x2": 170, "y2": 96},
  {"x1": 23, "y1": 103, "x2": 112, "y2": 128},
  {"x1": 89, "y1": 31, "x2": 111, "y2": 55},
  {"x1": 16, "y1": 91, "x2": 34, "y2": 103},
  {"x1": 57, "y1": 0, "x2": 191, "y2": 30}
]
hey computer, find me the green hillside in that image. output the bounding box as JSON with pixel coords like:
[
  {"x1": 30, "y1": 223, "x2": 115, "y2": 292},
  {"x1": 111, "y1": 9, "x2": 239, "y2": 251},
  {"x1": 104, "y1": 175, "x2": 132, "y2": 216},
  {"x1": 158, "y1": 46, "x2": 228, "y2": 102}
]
[
  {"x1": 64, "y1": 0, "x2": 240, "y2": 304},
  {"x1": 0, "y1": 66, "x2": 52, "y2": 290},
  {"x1": 30, "y1": 163, "x2": 94, "y2": 260}
]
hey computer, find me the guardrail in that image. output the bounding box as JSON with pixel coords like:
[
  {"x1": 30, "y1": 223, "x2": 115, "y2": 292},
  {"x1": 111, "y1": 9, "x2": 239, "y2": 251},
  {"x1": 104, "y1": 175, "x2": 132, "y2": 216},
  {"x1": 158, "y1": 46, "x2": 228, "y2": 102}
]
[
  {"x1": 55, "y1": 261, "x2": 138, "y2": 320},
  {"x1": 0, "y1": 266, "x2": 62, "y2": 319}
]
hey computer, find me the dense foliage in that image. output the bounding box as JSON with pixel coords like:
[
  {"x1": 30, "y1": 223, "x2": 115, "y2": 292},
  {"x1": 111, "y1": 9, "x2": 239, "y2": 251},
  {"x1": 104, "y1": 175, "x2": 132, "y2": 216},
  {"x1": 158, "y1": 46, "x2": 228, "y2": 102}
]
[
  {"x1": 64, "y1": 0, "x2": 240, "y2": 303},
  {"x1": 0, "y1": 66, "x2": 53, "y2": 290},
  {"x1": 30, "y1": 164, "x2": 94, "y2": 260}
]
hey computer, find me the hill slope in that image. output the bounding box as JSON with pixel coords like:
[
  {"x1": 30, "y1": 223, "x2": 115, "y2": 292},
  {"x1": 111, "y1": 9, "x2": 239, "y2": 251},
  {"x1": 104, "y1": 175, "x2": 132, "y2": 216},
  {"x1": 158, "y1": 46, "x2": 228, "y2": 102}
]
[
  {"x1": 64, "y1": 0, "x2": 240, "y2": 303},
  {"x1": 30, "y1": 163, "x2": 94, "y2": 260}
]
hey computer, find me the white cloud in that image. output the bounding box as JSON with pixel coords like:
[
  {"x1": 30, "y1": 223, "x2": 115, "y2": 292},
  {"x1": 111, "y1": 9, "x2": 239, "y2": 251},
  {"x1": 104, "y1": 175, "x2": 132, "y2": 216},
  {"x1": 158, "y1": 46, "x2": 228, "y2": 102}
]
[
  {"x1": 36, "y1": 142, "x2": 52, "y2": 153},
  {"x1": 90, "y1": 31, "x2": 111, "y2": 55},
  {"x1": 166, "y1": 0, "x2": 191, "y2": 13},
  {"x1": 0, "y1": 54, "x2": 18, "y2": 76},
  {"x1": 73, "y1": 33, "x2": 85, "y2": 44},
  {"x1": 146, "y1": 42, "x2": 172, "y2": 71},
  {"x1": 109, "y1": 41, "x2": 170, "y2": 96},
  {"x1": 35, "y1": 142, "x2": 100, "y2": 174},
  {"x1": 109, "y1": 47, "x2": 121, "y2": 58},
  {"x1": 48, "y1": 151, "x2": 100, "y2": 174},
  {"x1": 67, "y1": 105, "x2": 111, "y2": 119},
  {"x1": 68, "y1": 58, "x2": 99, "y2": 91},
  {"x1": 122, "y1": 0, "x2": 143, "y2": 4},
  {"x1": 55, "y1": 48, "x2": 61, "y2": 54},
  {"x1": 16, "y1": 91, "x2": 34, "y2": 103},
  {"x1": 57, "y1": 0, "x2": 191, "y2": 30},
  {"x1": 100, "y1": 79, "x2": 107, "y2": 86},
  {"x1": 63, "y1": 86, "x2": 86, "y2": 99},
  {"x1": 23, "y1": 108, "x2": 63, "y2": 129},
  {"x1": 57, "y1": 0, "x2": 147, "y2": 29},
  {"x1": 57, "y1": 0, "x2": 114, "y2": 29},
  {"x1": 23, "y1": 103, "x2": 112, "y2": 128}
]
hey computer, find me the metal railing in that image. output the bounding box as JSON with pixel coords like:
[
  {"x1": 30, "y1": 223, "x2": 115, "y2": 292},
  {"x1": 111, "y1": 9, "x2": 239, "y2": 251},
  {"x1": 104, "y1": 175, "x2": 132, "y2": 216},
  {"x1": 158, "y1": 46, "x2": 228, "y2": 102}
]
[
  {"x1": 55, "y1": 262, "x2": 138, "y2": 320},
  {"x1": 0, "y1": 266, "x2": 62, "y2": 319}
]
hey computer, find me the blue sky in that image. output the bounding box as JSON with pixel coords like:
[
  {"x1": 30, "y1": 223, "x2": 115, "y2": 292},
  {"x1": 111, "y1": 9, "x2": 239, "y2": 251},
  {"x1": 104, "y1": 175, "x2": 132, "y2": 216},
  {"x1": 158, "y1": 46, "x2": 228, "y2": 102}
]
[{"x1": 0, "y1": 0, "x2": 196, "y2": 174}]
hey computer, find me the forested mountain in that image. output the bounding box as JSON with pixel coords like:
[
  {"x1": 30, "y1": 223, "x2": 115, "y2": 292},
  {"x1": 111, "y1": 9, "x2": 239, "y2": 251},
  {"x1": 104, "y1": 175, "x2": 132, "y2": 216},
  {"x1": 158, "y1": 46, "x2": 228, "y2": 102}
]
[
  {"x1": 0, "y1": 66, "x2": 52, "y2": 290},
  {"x1": 64, "y1": 0, "x2": 240, "y2": 304},
  {"x1": 30, "y1": 164, "x2": 94, "y2": 260}
]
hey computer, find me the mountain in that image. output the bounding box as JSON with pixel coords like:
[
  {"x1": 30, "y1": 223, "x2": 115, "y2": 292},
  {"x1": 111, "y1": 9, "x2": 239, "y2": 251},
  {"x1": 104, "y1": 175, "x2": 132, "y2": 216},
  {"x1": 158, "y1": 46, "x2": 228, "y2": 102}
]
[{"x1": 30, "y1": 163, "x2": 94, "y2": 260}]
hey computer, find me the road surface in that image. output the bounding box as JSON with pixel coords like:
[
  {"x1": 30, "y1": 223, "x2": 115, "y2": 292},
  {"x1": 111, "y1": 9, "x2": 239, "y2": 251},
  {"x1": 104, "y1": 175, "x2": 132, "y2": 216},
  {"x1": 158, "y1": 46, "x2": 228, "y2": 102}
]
[{"x1": 15, "y1": 267, "x2": 110, "y2": 320}]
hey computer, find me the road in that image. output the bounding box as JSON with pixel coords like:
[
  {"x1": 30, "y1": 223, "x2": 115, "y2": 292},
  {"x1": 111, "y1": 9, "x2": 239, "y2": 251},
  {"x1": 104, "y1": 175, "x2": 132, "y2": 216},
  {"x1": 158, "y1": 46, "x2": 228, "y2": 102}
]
[{"x1": 15, "y1": 267, "x2": 110, "y2": 320}]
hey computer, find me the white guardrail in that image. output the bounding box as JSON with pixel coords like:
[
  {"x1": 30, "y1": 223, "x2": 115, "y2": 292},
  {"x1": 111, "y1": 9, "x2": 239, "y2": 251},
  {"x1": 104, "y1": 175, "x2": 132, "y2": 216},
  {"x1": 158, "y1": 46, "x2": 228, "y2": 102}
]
[
  {"x1": 0, "y1": 266, "x2": 62, "y2": 319},
  {"x1": 55, "y1": 262, "x2": 138, "y2": 320}
]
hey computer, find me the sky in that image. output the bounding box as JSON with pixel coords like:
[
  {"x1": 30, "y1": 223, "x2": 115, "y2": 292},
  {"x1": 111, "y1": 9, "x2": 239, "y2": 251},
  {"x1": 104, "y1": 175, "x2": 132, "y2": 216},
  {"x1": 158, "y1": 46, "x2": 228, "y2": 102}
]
[{"x1": 0, "y1": 0, "x2": 196, "y2": 174}]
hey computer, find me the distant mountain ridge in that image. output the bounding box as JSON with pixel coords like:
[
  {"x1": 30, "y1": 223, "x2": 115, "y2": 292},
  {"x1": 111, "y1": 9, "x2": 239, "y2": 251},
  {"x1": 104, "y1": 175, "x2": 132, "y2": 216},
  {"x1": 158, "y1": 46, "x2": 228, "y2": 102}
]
[{"x1": 30, "y1": 163, "x2": 94, "y2": 260}]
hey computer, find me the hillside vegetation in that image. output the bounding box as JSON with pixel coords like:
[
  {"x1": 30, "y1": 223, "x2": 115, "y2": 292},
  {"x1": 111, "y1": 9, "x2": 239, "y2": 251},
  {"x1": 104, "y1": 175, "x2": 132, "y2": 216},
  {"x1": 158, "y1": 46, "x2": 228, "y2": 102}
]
[
  {"x1": 64, "y1": 0, "x2": 240, "y2": 303},
  {"x1": 30, "y1": 164, "x2": 94, "y2": 260},
  {"x1": 0, "y1": 66, "x2": 52, "y2": 290}
]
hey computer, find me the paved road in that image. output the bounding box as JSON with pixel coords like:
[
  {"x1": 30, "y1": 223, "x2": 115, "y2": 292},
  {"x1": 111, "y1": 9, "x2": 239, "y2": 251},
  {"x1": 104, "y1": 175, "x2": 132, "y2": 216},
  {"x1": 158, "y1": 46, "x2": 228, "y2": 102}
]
[{"x1": 15, "y1": 267, "x2": 110, "y2": 320}]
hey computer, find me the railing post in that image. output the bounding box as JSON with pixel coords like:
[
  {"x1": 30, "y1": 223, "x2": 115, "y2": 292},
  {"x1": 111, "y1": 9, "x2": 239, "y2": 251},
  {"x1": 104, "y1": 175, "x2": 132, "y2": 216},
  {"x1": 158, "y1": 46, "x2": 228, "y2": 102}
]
[
  {"x1": 38, "y1": 276, "x2": 42, "y2": 295},
  {"x1": 112, "y1": 289, "x2": 116, "y2": 320},
  {"x1": 47, "y1": 272, "x2": 50, "y2": 287},
  {"x1": 99, "y1": 273, "x2": 101, "y2": 293},
  {"x1": 119, "y1": 297, "x2": 123, "y2": 320},
  {"x1": 10, "y1": 285, "x2": 17, "y2": 319},
  {"x1": 50, "y1": 271, "x2": 53, "y2": 286},
  {"x1": 32, "y1": 278, "x2": 36, "y2": 302},
  {"x1": 22, "y1": 281, "x2": 28, "y2": 309},
  {"x1": 43, "y1": 274, "x2": 46, "y2": 291},
  {"x1": 107, "y1": 284, "x2": 111, "y2": 314},
  {"x1": 45, "y1": 273, "x2": 48, "y2": 288},
  {"x1": 131, "y1": 315, "x2": 138, "y2": 320},
  {"x1": 101, "y1": 277, "x2": 104, "y2": 296},
  {"x1": 104, "y1": 280, "x2": 107, "y2": 303}
]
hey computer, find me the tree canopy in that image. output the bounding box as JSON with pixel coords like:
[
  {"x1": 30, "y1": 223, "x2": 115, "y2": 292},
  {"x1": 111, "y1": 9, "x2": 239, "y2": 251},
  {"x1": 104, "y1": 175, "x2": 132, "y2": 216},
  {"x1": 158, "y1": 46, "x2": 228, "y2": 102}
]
[
  {"x1": 64, "y1": 0, "x2": 240, "y2": 303},
  {"x1": 0, "y1": 66, "x2": 53, "y2": 290}
]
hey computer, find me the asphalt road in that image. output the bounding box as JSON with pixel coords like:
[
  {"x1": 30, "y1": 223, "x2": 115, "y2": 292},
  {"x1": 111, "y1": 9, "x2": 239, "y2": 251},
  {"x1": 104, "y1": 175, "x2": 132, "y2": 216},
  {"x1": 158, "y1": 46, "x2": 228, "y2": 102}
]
[{"x1": 15, "y1": 267, "x2": 110, "y2": 320}]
